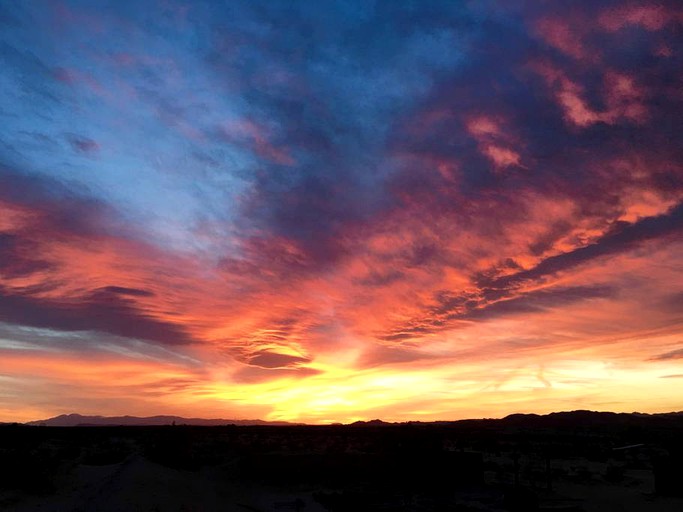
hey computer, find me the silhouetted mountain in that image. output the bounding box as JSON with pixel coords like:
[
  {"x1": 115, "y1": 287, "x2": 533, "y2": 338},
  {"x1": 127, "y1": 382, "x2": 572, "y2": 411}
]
[
  {"x1": 496, "y1": 410, "x2": 683, "y2": 429},
  {"x1": 347, "y1": 410, "x2": 683, "y2": 429},
  {"x1": 25, "y1": 413, "x2": 300, "y2": 427},
  {"x1": 349, "y1": 419, "x2": 389, "y2": 427}
]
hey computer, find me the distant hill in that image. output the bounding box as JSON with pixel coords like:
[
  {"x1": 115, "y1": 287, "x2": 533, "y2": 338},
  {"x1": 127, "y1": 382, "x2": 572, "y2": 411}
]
[
  {"x1": 497, "y1": 410, "x2": 683, "y2": 428},
  {"x1": 349, "y1": 419, "x2": 390, "y2": 427},
  {"x1": 421, "y1": 410, "x2": 683, "y2": 433},
  {"x1": 25, "y1": 413, "x2": 300, "y2": 427},
  {"x1": 349, "y1": 410, "x2": 683, "y2": 430}
]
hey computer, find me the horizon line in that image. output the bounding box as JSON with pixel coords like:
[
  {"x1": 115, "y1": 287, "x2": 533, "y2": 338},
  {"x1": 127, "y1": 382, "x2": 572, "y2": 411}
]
[{"x1": 8, "y1": 408, "x2": 683, "y2": 427}]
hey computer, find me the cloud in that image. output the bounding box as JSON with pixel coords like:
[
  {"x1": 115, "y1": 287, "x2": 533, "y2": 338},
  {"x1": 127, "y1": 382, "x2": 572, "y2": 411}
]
[
  {"x1": 357, "y1": 346, "x2": 439, "y2": 368},
  {"x1": 482, "y1": 202, "x2": 683, "y2": 291},
  {"x1": 66, "y1": 134, "x2": 100, "y2": 154},
  {"x1": 96, "y1": 286, "x2": 155, "y2": 297},
  {"x1": 0, "y1": 165, "x2": 194, "y2": 345},
  {"x1": 599, "y1": 4, "x2": 681, "y2": 32},
  {"x1": 231, "y1": 365, "x2": 322, "y2": 384},
  {"x1": 0, "y1": 233, "x2": 54, "y2": 278},
  {"x1": 247, "y1": 350, "x2": 311, "y2": 369},
  {"x1": 465, "y1": 115, "x2": 523, "y2": 170},
  {"x1": 534, "y1": 16, "x2": 590, "y2": 61},
  {"x1": 0, "y1": 290, "x2": 193, "y2": 346},
  {"x1": 650, "y1": 348, "x2": 683, "y2": 361}
]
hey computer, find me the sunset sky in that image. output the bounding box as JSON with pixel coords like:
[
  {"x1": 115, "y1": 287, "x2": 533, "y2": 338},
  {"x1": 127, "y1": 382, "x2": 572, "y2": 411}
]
[{"x1": 0, "y1": 1, "x2": 682, "y2": 424}]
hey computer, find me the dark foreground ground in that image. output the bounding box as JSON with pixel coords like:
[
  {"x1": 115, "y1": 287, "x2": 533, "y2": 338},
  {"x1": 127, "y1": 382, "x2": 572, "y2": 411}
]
[{"x1": 1, "y1": 411, "x2": 683, "y2": 511}]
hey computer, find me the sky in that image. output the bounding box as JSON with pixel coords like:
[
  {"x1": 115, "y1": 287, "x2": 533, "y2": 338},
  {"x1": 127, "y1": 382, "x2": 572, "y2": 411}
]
[{"x1": 0, "y1": 0, "x2": 682, "y2": 424}]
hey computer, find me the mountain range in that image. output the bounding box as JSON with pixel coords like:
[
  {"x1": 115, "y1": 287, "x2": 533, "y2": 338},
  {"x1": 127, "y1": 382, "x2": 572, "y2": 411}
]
[
  {"x1": 25, "y1": 413, "x2": 299, "y2": 427},
  {"x1": 22, "y1": 410, "x2": 683, "y2": 427}
]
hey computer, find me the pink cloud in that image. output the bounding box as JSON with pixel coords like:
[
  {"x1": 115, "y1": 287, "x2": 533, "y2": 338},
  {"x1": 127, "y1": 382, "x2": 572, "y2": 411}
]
[
  {"x1": 602, "y1": 71, "x2": 648, "y2": 123},
  {"x1": 466, "y1": 115, "x2": 522, "y2": 169},
  {"x1": 530, "y1": 62, "x2": 600, "y2": 127},
  {"x1": 531, "y1": 63, "x2": 648, "y2": 128},
  {"x1": 466, "y1": 116, "x2": 500, "y2": 137},
  {"x1": 482, "y1": 145, "x2": 522, "y2": 168},
  {"x1": 599, "y1": 5, "x2": 680, "y2": 32},
  {"x1": 654, "y1": 44, "x2": 673, "y2": 57},
  {"x1": 535, "y1": 17, "x2": 590, "y2": 61}
]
